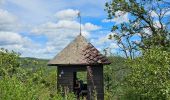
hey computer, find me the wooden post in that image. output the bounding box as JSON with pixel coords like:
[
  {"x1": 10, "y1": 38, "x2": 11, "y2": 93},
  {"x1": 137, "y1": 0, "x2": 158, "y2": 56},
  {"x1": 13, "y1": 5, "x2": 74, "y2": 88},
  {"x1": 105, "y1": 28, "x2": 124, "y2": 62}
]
[{"x1": 87, "y1": 65, "x2": 104, "y2": 100}]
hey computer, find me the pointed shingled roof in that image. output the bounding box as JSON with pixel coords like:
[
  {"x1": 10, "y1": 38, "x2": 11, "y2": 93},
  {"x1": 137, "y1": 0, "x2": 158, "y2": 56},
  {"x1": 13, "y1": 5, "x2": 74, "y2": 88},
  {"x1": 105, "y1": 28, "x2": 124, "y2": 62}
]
[{"x1": 48, "y1": 35, "x2": 111, "y2": 66}]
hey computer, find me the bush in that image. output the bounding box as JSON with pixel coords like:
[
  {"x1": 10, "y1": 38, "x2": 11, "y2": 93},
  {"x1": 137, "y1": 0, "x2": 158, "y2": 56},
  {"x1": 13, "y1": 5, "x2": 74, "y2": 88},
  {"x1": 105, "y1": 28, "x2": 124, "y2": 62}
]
[
  {"x1": 104, "y1": 56, "x2": 127, "y2": 99},
  {"x1": 0, "y1": 48, "x2": 20, "y2": 77},
  {"x1": 0, "y1": 48, "x2": 76, "y2": 100},
  {"x1": 124, "y1": 47, "x2": 170, "y2": 99}
]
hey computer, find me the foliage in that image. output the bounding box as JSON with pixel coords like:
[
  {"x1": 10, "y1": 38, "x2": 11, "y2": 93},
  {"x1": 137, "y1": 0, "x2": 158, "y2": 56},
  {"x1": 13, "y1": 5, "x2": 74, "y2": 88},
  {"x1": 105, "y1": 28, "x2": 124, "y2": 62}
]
[
  {"x1": 77, "y1": 72, "x2": 87, "y2": 84},
  {"x1": 0, "y1": 48, "x2": 76, "y2": 100},
  {"x1": 0, "y1": 75, "x2": 76, "y2": 100},
  {"x1": 104, "y1": 49, "x2": 170, "y2": 100},
  {"x1": 105, "y1": 0, "x2": 170, "y2": 58},
  {"x1": 3, "y1": 46, "x2": 170, "y2": 99},
  {"x1": 0, "y1": 48, "x2": 20, "y2": 76},
  {"x1": 124, "y1": 47, "x2": 170, "y2": 99},
  {"x1": 104, "y1": 56, "x2": 127, "y2": 99},
  {"x1": 20, "y1": 57, "x2": 49, "y2": 68},
  {"x1": 105, "y1": 1, "x2": 170, "y2": 99},
  {"x1": 0, "y1": 76, "x2": 51, "y2": 100}
]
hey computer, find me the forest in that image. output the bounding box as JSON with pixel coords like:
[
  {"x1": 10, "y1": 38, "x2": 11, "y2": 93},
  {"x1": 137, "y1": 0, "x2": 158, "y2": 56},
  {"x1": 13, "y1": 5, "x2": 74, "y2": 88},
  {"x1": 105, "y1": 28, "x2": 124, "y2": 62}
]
[{"x1": 0, "y1": 0, "x2": 170, "y2": 100}]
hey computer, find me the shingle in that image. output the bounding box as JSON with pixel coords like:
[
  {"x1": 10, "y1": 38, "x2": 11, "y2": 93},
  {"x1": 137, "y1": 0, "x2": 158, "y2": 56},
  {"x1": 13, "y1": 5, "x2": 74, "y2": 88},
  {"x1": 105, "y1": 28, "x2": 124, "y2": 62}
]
[{"x1": 48, "y1": 35, "x2": 111, "y2": 65}]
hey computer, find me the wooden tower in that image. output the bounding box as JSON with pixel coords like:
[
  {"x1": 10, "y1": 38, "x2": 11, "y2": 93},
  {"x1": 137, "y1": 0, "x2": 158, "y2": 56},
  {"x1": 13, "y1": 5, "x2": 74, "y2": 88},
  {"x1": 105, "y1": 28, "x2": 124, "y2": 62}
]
[{"x1": 48, "y1": 35, "x2": 110, "y2": 100}]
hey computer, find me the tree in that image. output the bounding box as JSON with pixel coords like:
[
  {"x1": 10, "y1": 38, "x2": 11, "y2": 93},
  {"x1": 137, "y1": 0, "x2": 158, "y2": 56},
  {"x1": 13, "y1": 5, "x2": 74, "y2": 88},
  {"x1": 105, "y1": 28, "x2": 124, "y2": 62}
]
[
  {"x1": 0, "y1": 48, "x2": 76, "y2": 100},
  {"x1": 105, "y1": 0, "x2": 170, "y2": 58},
  {"x1": 0, "y1": 48, "x2": 20, "y2": 76},
  {"x1": 105, "y1": 1, "x2": 170, "y2": 99},
  {"x1": 124, "y1": 47, "x2": 170, "y2": 99},
  {"x1": 104, "y1": 56, "x2": 127, "y2": 99}
]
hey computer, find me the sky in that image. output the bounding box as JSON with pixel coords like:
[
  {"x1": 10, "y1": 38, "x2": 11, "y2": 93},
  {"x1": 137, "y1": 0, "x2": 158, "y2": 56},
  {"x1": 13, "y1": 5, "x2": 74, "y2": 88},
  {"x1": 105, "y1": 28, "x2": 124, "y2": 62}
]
[{"x1": 0, "y1": 0, "x2": 129, "y2": 59}]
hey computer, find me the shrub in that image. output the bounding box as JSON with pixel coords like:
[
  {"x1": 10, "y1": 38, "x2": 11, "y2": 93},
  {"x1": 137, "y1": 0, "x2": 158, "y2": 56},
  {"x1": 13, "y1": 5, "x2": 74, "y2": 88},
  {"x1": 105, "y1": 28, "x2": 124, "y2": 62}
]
[{"x1": 124, "y1": 47, "x2": 170, "y2": 99}]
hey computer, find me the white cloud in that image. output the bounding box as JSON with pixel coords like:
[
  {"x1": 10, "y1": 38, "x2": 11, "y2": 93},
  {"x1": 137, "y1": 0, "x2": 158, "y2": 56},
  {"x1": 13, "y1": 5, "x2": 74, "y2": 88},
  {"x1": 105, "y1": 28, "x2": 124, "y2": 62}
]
[
  {"x1": 0, "y1": 32, "x2": 33, "y2": 53},
  {"x1": 0, "y1": 31, "x2": 37, "y2": 47},
  {"x1": 102, "y1": 11, "x2": 129, "y2": 24},
  {"x1": 150, "y1": 11, "x2": 158, "y2": 18},
  {"x1": 153, "y1": 20, "x2": 163, "y2": 28},
  {"x1": 109, "y1": 43, "x2": 119, "y2": 49},
  {"x1": 95, "y1": 32, "x2": 115, "y2": 46},
  {"x1": 55, "y1": 9, "x2": 79, "y2": 20},
  {"x1": 53, "y1": 20, "x2": 79, "y2": 30},
  {"x1": 0, "y1": 9, "x2": 20, "y2": 32},
  {"x1": 31, "y1": 20, "x2": 91, "y2": 38},
  {"x1": 0, "y1": 31, "x2": 52, "y2": 58},
  {"x1": 0, "y1": 32, "x2": 26, "y2": 45},
  {"x1": 30, "y1": 9, "x2": 101, "y2": 58},
  {"x1": 31, "y1": 20, "x2": 100, "y2": 51},
  {"x1": 31, "y1": 20, "x2": 101, "y2": 38},
  {"x1": 150, "y1": 10, "x2": 170, "y2": 18},
  {"x1": 89, "y1": 31, "x2": 119, "y2": 56},
  {"x1": 0, "y1": 0, "x2": 107, "y2": 58},
  {"x1": 165, "y1": 11, "x2": 170, "y2": 16},
  {"x1": 102, "y1": 19, "x2": 112, "y2": 23},
  {"x1": 0, "y1": 8, "x2": 46, "y2": 58},
  {"x1": 143, "y1": 28, "x2": 152, "y2": 36},
  {"x1": 84, "y1": 23, "x2": 101, "y2": 31}
]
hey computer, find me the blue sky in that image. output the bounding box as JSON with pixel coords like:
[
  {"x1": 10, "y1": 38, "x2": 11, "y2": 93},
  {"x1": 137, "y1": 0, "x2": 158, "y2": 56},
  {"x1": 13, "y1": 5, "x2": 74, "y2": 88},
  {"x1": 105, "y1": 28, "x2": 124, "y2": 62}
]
[{"x1": 0, "y1": 0, "x2": 128, "y2": 59}]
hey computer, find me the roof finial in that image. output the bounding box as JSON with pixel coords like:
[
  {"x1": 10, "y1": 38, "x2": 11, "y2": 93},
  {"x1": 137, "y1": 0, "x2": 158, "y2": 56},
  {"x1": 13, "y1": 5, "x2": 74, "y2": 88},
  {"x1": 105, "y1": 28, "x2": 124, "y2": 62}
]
[{"x1": 78, "y1": 11, "x2": 81, "y2": 35}]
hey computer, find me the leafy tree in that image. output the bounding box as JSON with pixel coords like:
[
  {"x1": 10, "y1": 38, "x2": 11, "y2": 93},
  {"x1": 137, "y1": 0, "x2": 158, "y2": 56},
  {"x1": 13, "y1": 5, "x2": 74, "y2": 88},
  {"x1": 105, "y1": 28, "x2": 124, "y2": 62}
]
[
  {"x1": 123, "y1": 47, "x2": 170, "y2": 99},
  {"x1": 0, "y1": 48, "x2": 76, "y2": 100},
  {"x1": 105, "y1": 1, "x2": 170, "y2": 99},
  {"x1": 0, "y1": 48, "x2": 20, "y2": 76},
  {"x1": 104, "y1": 56, "x2": 127, "y2": 99},
  {"x1": 105, "y1": 0, "x2": 170, "y2": 58}
]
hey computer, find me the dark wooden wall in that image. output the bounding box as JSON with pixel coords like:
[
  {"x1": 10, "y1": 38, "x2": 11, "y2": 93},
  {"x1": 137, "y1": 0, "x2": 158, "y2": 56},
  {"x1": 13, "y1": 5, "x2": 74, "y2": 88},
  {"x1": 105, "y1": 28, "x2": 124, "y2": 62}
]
[
  {"x1": 87, "y1": 65, "x2": 104, "y2": 100},
  {"x1": 57, "y1": 65, "x2": 104, "y2": 100},
  {"x1": 57, "y1": 66, "x2": 87, "y2": 91}
]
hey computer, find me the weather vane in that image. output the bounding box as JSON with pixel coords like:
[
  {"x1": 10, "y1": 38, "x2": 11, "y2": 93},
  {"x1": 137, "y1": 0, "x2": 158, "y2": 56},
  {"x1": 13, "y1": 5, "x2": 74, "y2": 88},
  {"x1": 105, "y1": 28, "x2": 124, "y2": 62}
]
[{"x1": 78, "y1": 11, "x2": 81, "y2": 35}]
